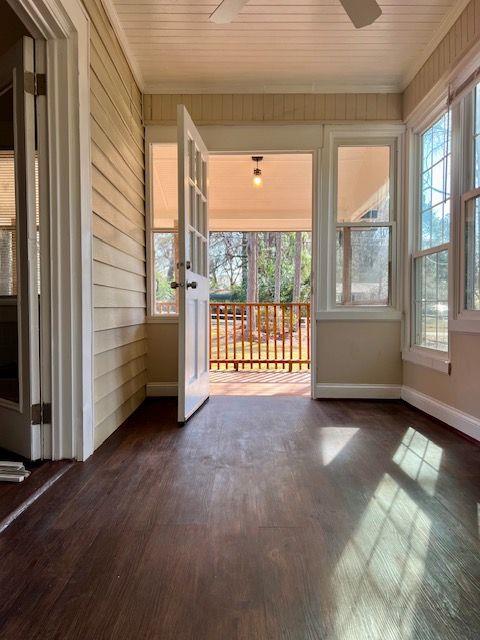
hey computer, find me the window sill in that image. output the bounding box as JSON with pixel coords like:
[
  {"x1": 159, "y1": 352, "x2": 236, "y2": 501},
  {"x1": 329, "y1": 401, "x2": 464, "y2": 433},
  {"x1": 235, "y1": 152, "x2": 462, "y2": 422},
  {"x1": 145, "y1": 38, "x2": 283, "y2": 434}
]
[
  {"x1": 147, "y1": 315, "x2": 179, "y2": 324},
  {"x1": 316, "y1": 309, "x2": 402, "y2": 321},
  {"x1": 402, "y1": 348, "x2": 451, "y2": 374}
]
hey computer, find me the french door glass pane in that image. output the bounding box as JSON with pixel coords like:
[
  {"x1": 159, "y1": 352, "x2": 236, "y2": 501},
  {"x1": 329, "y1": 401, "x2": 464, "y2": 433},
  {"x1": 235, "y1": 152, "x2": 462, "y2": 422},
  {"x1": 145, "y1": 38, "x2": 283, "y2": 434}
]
[
  {"x1": 153, "y1": 231, "x2": 178, "y2": 315},
  {"x1": 465, "y1": 196, "x2": 480, "y2": 310},
  {"x1": 336, "y1": 226, "x2": 391, "y2": 305},
  {"x1": 414, "y1": 250, "x2": 448, "y2": 351}
]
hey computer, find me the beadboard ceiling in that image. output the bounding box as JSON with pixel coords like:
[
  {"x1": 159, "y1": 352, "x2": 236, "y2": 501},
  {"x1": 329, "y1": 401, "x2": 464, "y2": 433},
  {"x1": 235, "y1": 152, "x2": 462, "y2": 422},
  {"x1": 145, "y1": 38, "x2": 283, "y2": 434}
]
[{"x1": 111, "y1": 0, "x2": 464, "y2": 93}]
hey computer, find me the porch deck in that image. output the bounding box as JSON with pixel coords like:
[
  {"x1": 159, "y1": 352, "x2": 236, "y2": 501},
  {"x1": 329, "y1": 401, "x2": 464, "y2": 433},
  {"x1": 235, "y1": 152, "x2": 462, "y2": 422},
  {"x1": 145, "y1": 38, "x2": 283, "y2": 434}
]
[{"x1": 209, "y1": 369, "x2": 310, "y2": 396}]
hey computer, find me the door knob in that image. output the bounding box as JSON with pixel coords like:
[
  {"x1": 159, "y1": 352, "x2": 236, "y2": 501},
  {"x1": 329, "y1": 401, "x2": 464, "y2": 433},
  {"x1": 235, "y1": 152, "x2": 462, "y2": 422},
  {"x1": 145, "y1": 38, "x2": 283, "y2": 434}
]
[
  {"x1": 186, "y1": 281, "x2": 197, "y2": 289},
  {"x1": 170, "y1": 281, "x2": 183, "y2": 289}
]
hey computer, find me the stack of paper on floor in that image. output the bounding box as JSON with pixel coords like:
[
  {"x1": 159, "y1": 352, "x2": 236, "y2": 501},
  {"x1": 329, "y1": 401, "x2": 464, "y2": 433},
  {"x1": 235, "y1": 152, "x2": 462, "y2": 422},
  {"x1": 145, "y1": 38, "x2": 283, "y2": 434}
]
[{"x1": 0, "y1": 461, "x2": 30, "y2": 483}]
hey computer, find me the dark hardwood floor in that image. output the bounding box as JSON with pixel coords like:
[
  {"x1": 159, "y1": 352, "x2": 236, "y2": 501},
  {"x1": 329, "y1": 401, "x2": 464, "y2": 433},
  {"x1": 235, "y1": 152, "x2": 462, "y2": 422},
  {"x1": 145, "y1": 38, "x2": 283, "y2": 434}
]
[{"x1": 0, "y1": 397, "x2": 479, "y2": 639}]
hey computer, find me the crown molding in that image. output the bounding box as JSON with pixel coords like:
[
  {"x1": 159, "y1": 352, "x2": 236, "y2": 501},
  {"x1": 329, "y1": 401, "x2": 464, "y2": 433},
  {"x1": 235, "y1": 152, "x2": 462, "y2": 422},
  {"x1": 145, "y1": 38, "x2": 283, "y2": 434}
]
[
  {"x1": 99, "y1": 0, "x2": 145, "y2": 92},
  {"x1": 401, "y1": 0, "x2": 472, "y2": 91}
]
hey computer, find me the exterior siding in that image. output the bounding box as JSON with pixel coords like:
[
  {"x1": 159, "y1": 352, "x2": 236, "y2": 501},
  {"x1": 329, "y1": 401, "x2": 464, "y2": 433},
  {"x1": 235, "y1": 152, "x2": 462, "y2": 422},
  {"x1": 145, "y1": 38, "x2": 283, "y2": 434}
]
[
  {"x1": 83, "y1": 0, "x2": 146, "y2": 449},
  {"x1": 403, "y1": 0, "x2": 480, "y2": 118},
  {"x1": 144, "y1": 93, "x2": 403, "y2": 124}
]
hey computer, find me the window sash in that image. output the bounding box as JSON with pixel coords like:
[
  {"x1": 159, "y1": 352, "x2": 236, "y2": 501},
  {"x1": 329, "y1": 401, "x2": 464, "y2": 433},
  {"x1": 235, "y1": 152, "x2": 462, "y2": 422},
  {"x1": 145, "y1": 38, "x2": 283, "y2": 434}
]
[
  {"x1": 413, "y1": 249, "x2": 449, "y2": 352},
  {"x1": 336, "y1": 223, "x2": 393, "y2": 307}
]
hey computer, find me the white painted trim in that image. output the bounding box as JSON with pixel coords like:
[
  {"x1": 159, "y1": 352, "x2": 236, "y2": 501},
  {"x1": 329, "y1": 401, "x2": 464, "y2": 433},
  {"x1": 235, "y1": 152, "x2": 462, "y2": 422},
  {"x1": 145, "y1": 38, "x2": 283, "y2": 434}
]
[
  {"x1": 402, "y1": 348, "x2": 450, "y2": 374},
  {"x1": 144, "y1": 83, "x2": 400, "y2": 95},
  {"x1": 146, "y1": 382, "x2": 178, "y2": 397},
  {"x1": 98, "y1": 0, "x2": 144, "y2": 92},
  {"x1": 316, "y1": 310, "x2": 402, "y2": 322},
  {"x1": 319, "y1": 125, "x2": 404, "y2": 318},
  {"x1": 315, "y1": 384, "x2": 401, "y2": 399},
  {"x1": 402, "y1": 0, "x2": 472, "y2": 90},
  {"x1": 401, "y1": 385, "x2": 480, "y2": 442},
  {"x1": 11, "y1": 0, "x2": 94, "y2": 461}
]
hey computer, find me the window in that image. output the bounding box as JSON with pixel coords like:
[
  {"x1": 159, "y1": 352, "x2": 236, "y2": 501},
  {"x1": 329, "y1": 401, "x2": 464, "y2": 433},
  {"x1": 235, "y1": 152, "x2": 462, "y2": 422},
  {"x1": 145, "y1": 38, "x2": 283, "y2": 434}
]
[
  {"x1": 335, "y1": 145, "x2": 393, "y2": 306},
  {"x1": 463, "y1": 84, "x2": 480, "y2": 312},
  {"x1": 413, "y1": 112, "x2": 451, "y2": 351},
  {"x1": 149, "y1": 144, "x2": 179, "y2": 316}
]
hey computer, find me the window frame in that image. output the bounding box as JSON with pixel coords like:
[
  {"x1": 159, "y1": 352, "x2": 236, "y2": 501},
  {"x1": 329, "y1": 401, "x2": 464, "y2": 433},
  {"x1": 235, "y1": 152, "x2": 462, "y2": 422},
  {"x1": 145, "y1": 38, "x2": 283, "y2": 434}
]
[
  {"x1": 452, "y1": 83, "x2": 480, "y2": 332},
  {"x1": 319, "y1": 125, "x2": 404, "y2": 321},
  {"x1": 412, "y1": 111, "x2": 451, "y2": 354},
  {"x1": 403, "y1": 100, "x2": 452, "y2": 373},
  {"x1": 146, "y1": 141, "x2": 180, "y2": 322}
]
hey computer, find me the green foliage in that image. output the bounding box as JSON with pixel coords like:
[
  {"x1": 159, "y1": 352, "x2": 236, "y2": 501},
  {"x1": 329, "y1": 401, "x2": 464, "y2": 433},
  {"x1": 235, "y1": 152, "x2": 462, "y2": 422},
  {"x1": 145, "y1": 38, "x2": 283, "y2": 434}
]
[{"x1": 209, "y1": 231, "x2": 311, "y2": 302}]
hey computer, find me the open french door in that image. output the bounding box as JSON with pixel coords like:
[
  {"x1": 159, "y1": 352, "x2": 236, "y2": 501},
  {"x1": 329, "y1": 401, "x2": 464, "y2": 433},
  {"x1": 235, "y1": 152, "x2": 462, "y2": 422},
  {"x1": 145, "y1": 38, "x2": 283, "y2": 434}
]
[
  {"x1": 0, "y1": 37, "x2": 41, "y2": 458},
  {"x1": 175, "y1": 105, "x2": 210, "y2": 422}
]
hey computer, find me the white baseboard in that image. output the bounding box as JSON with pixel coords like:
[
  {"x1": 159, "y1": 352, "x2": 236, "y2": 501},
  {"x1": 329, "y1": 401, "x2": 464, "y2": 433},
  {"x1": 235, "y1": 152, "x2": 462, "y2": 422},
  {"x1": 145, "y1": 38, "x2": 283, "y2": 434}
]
[
  {"x1": 401, "y1": 386, "x2": 480, "y2": 442},
  {"x1": 146, "y1": 382, "x2": 178, "y2": 397},
  {"x1": 315, "y1": 384, "x2": 402, "y2": 399}
]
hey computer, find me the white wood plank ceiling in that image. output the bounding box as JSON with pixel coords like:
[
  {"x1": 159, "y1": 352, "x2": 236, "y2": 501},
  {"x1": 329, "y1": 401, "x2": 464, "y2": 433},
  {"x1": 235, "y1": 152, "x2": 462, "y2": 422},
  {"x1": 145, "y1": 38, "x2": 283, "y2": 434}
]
[{"x1": 112, "y1": 0, "x2": 461, "y2": 92}]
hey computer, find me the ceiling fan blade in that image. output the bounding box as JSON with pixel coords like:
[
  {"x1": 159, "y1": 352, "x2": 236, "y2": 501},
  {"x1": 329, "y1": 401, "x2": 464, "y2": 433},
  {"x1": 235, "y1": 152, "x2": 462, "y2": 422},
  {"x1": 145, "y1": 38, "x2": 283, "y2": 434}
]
[
  {"x1": 339, "y1": 0, "x2": 382, "y2": 29},
  {"x1": 209, "y1": 0, "x2": 250, "y2": 24}
]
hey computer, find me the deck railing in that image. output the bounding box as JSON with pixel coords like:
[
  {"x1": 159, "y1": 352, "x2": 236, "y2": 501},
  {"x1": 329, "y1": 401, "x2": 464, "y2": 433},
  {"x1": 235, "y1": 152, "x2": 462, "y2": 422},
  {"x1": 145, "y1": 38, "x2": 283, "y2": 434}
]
[{"x1": 209, "y1": 302, "x2": 310, "y2": 371}]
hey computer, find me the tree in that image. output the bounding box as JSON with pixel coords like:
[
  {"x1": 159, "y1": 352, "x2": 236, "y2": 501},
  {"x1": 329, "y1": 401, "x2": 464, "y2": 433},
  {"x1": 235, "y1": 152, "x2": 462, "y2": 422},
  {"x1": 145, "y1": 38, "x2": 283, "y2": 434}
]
[
  {"x1": 293, "y1": 231, "x2": 302, "y2": 302},
  {"x1": 246, "y1": 232, "x2": 258, "y2": 302},
  {"x1": 274, "y1": 234, "x2": 282, "y2": 302}
]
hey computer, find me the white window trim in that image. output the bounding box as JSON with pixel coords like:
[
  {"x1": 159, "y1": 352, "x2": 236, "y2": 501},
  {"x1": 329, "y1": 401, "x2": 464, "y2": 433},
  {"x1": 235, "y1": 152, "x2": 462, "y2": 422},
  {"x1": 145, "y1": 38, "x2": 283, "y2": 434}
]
[
  {"x1": 451, "y1": 86, "x2": 480, "y2": 333},
  {"x1": 319, "y1": 124, "x2": 404, "y2": 320},
  {"x1": 145, "y1": 137, "x2": 179, "y2": 322},
  {"x1": 402, "y1": 99, "x2": 452, "y2": 371}
]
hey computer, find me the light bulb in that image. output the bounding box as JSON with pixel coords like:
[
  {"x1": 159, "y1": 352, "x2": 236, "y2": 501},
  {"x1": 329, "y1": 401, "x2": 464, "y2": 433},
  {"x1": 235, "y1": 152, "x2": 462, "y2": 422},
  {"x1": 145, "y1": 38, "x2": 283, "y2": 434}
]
[{"x1": 253, "y1": 174, "x2": 263, "y2": 187}]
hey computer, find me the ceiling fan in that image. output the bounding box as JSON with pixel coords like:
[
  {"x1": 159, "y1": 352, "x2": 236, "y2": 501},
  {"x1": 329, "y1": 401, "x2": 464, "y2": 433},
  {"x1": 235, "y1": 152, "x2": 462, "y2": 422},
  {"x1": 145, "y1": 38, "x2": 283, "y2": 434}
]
[{"x1": 210, "y1": 0, "x2": 382, "y2": 29}]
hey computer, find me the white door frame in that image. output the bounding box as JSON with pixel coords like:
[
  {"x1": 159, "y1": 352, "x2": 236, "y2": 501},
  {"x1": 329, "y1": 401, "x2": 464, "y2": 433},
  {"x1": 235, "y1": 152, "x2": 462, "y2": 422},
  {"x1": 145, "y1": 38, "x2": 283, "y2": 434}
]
[
  {"x1": 9, "y1": 0, "x2": 94, "y2": 460},
  {"x1": 146, "y1": 123, "x2": 322, "y2": 398}
]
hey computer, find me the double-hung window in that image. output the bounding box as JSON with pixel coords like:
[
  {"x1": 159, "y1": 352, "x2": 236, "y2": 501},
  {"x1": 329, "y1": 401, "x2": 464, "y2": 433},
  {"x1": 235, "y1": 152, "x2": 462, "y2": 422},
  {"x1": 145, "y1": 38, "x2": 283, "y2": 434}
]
[
  {"x1": 462, "y1": 83, "x2": 480, "y2": 313},
  {"x1": 335, "y1": 144, "x2": 395, "y2": 307},
  {"x1": 413, "y1": 113, "x2": 451, "y2": 352}
]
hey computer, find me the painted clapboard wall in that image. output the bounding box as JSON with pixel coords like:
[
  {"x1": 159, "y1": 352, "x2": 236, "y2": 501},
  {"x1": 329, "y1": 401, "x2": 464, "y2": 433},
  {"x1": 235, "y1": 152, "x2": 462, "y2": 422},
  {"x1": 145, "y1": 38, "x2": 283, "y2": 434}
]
[
  {"x1": 82, "y1": 0, "x2": 146, "y2": 449},
  {"x1": 144, "y1": 92, "x2": 403, "y2": 124},
  {"x1": 403, "y1": 0, "x2": 480, "y2": 118}
]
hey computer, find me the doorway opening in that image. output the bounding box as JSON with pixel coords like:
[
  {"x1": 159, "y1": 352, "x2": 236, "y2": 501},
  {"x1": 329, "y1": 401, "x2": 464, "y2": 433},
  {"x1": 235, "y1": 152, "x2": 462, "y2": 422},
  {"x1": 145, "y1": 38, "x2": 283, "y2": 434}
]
[
  {"x1": 208, "y1": 153, "x2": 313, "y2": 396},
  {"x1": 149, "y1": 146, "x2": 313, "y2": 398}
]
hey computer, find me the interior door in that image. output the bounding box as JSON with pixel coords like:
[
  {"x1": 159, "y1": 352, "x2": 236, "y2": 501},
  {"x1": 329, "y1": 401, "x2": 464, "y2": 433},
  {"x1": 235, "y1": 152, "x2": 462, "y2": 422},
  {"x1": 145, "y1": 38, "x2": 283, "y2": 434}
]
[
  {"x1": 0, "y1": 37, "x2": 41, "y2": 458},
  {"x1": 176, "y1": 105, "x2": 210, "y2": 422}
]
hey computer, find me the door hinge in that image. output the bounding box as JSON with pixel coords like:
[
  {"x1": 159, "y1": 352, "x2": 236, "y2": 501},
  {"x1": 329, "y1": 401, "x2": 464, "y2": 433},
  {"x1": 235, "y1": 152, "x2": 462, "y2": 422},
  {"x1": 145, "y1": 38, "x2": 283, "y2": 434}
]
[
  {"x1": 24, "y1": 72, "x2": 46, "y2": 96},
  {"x1": 31, "y1": 402, "x2": 51, "y2": 425}
]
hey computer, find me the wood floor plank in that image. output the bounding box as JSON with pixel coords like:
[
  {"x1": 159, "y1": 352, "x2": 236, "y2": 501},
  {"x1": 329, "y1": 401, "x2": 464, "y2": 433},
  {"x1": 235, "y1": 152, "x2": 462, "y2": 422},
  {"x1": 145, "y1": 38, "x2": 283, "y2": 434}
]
[{"x1": 0, "y1": 397, "x2": 479, "y2": 640}]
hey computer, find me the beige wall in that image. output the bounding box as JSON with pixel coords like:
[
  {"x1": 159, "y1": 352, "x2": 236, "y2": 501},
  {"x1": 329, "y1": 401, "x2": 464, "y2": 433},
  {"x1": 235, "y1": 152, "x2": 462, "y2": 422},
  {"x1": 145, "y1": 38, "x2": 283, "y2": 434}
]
[
  {"x1": 404, "y1": 334, "x2": 480, "y2": 419},
  {"x1": 83, "y1": 0, "x2": 146, "y2": 448},
  {"x1": 146, "y1": 321, "x2": 402, "y2": 388},
  {"x1": 316, "y1": 321, "x2": 402, "y2": 385},
  {"x1": 403, "y1": 0, "x2": 480, "y2": 118},
  {"x1": 144, "y1": 93, "x2": 402, "y2": 125},
  {"x1": 147, "y1": 323, "x2": 178, "y2": 385}
]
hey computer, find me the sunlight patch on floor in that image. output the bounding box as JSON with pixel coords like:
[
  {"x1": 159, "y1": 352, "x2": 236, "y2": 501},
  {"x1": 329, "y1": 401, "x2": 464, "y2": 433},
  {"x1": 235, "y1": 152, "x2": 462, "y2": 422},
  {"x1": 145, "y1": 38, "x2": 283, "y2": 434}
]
[
  {"x1": 392, "y1": 427, "x2": 443, "y2": 496},
  {"x1": 332, "y1": 473, "x2": 432, "y2": 639}
]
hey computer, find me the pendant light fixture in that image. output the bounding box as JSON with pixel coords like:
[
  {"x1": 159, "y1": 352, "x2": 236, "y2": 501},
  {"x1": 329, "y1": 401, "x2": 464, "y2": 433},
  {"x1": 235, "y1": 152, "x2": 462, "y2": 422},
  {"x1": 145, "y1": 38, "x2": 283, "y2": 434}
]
[{"x1": 252, "y1": 156, "x2": 263, "y2": 188}]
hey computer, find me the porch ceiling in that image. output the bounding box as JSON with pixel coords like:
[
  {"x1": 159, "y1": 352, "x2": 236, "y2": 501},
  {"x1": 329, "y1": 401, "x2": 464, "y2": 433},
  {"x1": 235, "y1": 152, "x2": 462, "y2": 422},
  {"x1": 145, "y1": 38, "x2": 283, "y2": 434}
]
[
  {"x1": 152, "y1": 147, "x2": 313, "y2": 231},
  {"x1": 112, "y1": 0, "x2": 461, "y2": 93}
]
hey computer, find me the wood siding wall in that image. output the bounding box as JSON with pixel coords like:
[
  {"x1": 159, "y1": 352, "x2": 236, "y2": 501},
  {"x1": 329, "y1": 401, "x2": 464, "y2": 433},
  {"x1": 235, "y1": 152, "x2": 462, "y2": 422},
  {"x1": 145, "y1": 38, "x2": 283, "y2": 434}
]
[
  {"x1": 403, "y1": 0, "x2": 480, "y2": 118},
  {"x1": 144, "y1": 93, "x2": 403, "y2": 124},
  {"x1": 83, "y1": 0, "x2": 146, "y2": 449}
]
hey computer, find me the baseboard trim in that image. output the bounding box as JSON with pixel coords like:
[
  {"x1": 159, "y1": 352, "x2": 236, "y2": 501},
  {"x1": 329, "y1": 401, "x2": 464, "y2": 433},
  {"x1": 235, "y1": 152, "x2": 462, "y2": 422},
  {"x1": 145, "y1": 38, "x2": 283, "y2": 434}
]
[
  {"x1": 146, "y1": 382, "x2": 178, "y2": 397},
  {"x1": 315, "y1": 384, "x2": 402, "y2": 399},
  {"x1": 401, "y1": 386, "x2": 480, "y2": 442}
]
